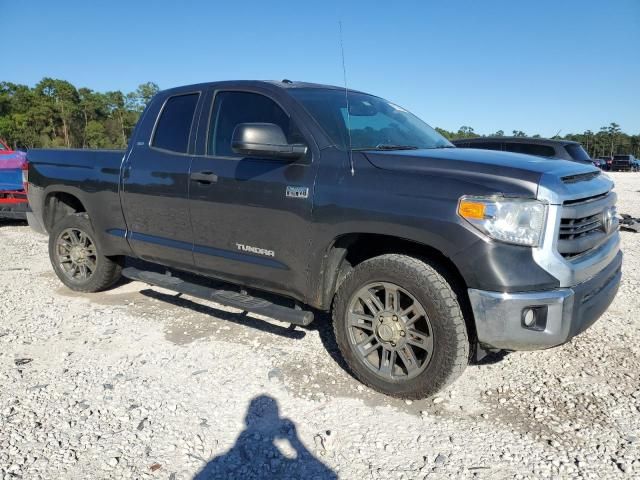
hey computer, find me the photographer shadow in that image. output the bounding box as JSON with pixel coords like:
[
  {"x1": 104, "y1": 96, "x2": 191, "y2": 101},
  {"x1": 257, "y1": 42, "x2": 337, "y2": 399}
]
[{"x1": 194, "y1": 395, "x2": 337, "y2": 480}]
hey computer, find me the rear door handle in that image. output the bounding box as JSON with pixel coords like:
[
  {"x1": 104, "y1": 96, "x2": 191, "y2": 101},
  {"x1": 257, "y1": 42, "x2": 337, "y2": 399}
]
[{"x1": 191, "y1": 171, "x2": 218, "y2": 184}]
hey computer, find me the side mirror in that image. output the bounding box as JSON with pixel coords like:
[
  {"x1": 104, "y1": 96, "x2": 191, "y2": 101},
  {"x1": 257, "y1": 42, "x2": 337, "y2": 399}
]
[{"x1": 231, "y1": 123, "x2": 308, "y2": 160}]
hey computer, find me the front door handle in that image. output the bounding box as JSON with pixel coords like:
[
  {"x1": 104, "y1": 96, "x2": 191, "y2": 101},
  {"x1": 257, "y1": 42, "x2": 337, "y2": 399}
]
[{"x1": 191, "y1": 171, "x2": 218, "y2": 184}]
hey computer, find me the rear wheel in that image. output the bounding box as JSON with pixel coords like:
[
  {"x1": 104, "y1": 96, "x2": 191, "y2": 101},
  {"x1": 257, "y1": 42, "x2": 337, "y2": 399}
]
[
  {"x1": 49, "y1": 213, "x2": 123, "y2": 292},
  {"x1": 333, "y1": 254, "x2": 469, "y2": 399}
]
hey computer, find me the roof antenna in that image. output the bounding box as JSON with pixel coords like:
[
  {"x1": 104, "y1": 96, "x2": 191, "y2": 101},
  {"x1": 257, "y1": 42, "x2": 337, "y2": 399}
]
[{"x1": 339, "y1": 21, "x2": 355, "y2": 176}]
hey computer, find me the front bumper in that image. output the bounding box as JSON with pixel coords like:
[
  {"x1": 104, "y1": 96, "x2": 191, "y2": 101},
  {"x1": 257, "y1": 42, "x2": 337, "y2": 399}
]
[{"x1": 469, "y1": 250, "x2": 622, "y2": 350}]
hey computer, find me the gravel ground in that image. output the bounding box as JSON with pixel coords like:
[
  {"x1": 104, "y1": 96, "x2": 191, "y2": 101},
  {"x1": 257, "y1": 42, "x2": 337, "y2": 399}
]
[{"x1": 1, "y1": 172, "x2": 639, "y2": 479}]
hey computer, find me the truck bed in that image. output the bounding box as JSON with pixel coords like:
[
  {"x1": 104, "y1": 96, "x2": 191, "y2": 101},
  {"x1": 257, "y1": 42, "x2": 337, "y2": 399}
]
[{"x1": 26, "y1": 148, "x2": 128, "y2": 250}]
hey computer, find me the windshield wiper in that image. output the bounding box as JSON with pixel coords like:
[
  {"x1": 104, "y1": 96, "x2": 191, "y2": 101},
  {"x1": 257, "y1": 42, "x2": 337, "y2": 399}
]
[{"x1": 353, "y1": 144, "x2": 420, "y2": 151}]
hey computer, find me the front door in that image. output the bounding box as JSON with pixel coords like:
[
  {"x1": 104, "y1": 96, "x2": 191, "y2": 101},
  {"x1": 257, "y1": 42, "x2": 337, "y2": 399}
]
[
  {"x1": 121, "y1": 92, "x2": 201, "y2": 269},
  {"x1": 188, "y1": 89, "x2": 317, "y2": 300}
]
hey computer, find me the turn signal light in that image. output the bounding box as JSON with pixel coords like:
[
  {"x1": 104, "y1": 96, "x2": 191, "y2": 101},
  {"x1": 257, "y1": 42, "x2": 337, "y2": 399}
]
[
  {"x1": 21, "y1": 161, "x2": 29, "y2": 193},
  {"x1": 458, "y1": 200, "x2": 486, "y2": 220}
]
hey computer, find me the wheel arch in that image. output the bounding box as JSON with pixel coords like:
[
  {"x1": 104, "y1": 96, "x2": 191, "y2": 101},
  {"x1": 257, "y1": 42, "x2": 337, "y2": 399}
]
[
  {"x1": 42, "y1": 189, "x2": 88, "y2": 232},
  {"x1": 316, "y1": 232, "x2": 476, "y2": 341}
]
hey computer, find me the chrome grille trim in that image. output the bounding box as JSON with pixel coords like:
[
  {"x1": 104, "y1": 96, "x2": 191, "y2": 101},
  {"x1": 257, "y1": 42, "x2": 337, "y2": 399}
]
[
  {"x1": 557, "y1": 192, "x2": 617, "y2": 259},
  {"x1": 533, "y1": 170, "x2": 620, "y2": 288}
]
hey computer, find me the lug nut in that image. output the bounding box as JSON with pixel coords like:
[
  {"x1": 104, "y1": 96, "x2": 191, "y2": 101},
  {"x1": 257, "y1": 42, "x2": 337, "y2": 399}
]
[
  {"x1": 400, "y1": 330, "x2": 406, "y2": 337},
  {"x1": 392, "y1": 315, "x2": 398, "y2": 321}
]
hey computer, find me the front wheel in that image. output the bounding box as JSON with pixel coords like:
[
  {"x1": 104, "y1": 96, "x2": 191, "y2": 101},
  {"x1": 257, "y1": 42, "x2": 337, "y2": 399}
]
[
  {"x1": 332, "y1": 254, "x2": 469, "y2": 399},
  {"x1": 49, "y1": 213, "x2": 123, "y2": 292}
]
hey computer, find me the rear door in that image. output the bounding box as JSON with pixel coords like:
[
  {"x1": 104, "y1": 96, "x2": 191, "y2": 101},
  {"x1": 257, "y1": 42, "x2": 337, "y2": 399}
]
[
  {"x1": 188, "y1": 87, "x2": 318, "y2": 300},
  {"x1": 121, "y1": 91, "x2": 201, "y2": 268}
]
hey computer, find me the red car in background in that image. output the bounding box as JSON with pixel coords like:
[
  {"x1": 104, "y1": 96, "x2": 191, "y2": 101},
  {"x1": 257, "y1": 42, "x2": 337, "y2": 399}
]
[{"x1": 0, "y1": 139, "x2": 29, "y2": 220}]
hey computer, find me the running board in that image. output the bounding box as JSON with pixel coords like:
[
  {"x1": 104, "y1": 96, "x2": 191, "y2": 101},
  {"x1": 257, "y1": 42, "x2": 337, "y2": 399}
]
[{"x1": 122, "y1": 267, "x2": 314, "y2": 327}]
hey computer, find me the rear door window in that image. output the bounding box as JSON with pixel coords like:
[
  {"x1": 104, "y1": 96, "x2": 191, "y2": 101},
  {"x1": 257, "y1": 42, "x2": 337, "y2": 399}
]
[
  {"x1": 504, "y1": 143, "x2": 555, "y2": 157},
  {"x1": 152, "y1": 93, "x2": 200, "y2": 153}
]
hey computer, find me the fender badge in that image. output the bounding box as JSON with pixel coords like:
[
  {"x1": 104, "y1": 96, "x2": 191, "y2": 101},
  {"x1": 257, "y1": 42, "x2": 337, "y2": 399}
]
[{"x1": 286, "y1": 186, "x2": 309, "y2": 199}]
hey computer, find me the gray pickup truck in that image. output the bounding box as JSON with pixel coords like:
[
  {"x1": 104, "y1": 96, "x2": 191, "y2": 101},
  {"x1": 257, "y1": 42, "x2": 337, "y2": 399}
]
[{"x1": 26, "y1": 81, "x2": 622, "y2": 398}]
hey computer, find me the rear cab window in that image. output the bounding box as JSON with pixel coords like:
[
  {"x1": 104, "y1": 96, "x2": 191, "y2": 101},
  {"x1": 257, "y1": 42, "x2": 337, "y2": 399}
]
[
  {"x1": 470, "y1": 142, "x2": 502, "y2": 151},
  {"x1": 504, "y1": 143, "x2": 555, "y2": 157},
  {"x1": 152, "y1": 93, "x2": 200, "y2": 153}
]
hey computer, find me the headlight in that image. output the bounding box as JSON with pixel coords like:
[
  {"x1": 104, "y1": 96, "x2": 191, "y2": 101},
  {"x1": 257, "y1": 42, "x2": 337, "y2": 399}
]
[{"x1": 458, "y1": 196, "x2": 547, "y2": 247}]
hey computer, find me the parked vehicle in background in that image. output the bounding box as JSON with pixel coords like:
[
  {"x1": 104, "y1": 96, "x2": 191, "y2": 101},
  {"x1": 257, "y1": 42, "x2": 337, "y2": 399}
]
[
  {"x1": 0, "y1": 139, "x2": 29, "y2": 220},
  {"x1": 592, "y1": 158, "x2": 607, "y2": 170},
  {"x1": 597, "y1": 155, "x2": 613, "y2": 170},
  {"x1": 25, "y1": 80, "x2": 622, "y2": 398},
  {"x1": 611, "y1": 154, "x2": 638, "y2": 172},
  {"x1": 451, "y1": 137, "x2": 594, "y2": 165}
]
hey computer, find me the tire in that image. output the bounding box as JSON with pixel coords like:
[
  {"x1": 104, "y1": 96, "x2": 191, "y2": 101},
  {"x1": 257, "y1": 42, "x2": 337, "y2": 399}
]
[
  {"x1": 332, "y1": 254, "x2": 469, "y2": 399},
  {"x1": 49, "y1": 213, "x2": 123, "y2": 292}
]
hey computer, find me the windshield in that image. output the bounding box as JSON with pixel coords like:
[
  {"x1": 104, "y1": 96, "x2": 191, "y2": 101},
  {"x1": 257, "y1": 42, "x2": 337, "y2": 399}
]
[
  {"x1": 289, "y1": 88, "x2": 452, "y2": 151},
  {"x1": 564, "y1": 143, "x2": 591, "y2": 162}
]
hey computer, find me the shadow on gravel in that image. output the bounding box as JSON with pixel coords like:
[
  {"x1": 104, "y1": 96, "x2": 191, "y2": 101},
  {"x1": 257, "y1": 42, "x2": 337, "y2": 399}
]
[
  {"x1": 0, "y1": 219, "x2": 28, "y2": 227},
  {"x1": 472, "y1": 349, "x2": 511, "y2": 366},
  {"x1": 194, "y1": 395, "x2": 337, "y2": 480},
  {"x1": 139, "y1": 289, "x2": 307, "y2": 340}
]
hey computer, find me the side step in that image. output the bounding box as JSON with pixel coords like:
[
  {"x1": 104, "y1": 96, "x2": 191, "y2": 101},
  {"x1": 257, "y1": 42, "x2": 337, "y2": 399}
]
[{"x1": 122, "y1": 267, "x2": 314, "y2": 327}]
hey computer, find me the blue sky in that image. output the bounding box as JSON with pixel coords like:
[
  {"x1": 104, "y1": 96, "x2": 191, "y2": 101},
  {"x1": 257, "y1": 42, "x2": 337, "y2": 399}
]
[{"x1": 5, "y1": 0, "x2": 639, "y2": 135}]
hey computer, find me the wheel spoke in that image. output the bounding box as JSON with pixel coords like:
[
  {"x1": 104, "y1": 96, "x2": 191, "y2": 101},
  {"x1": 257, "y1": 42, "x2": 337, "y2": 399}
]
[
  {"x1": 70, "y1": 230, "x2": 81, "y2": 245},
  {"x1": 85, "y1": 259, "x2": 97, "y2": 273},
  {"x1": 406, "y1": 329, "x2": 431, "y2": 351},
  {"x1": 361, "y1": 289, "x2": 384, "y2": 315},
  {"x1": 348, "y1": 313, "x2": 375, "y2": 331},
  {"x1": 361, "y1": 341, "x2": 382, "y2": 356},
  {"x1": 401, "y1": 305, "x2": 422, "y2": 327},
  {"x1": 384, "y1": 286, "x2": 399, "y2": 311},
  {"x1": 79, "y1": 264, "x2": 89, "y2": 279},
  {"x1": 356, "y1": 334, "x2": 380, "y2": 356},
  {"x1": 379, "y1": 348, "x2": 396, "y2": 376},
  {"x1": 398, "y1": 345, "x2": 419, "y2": 373}
]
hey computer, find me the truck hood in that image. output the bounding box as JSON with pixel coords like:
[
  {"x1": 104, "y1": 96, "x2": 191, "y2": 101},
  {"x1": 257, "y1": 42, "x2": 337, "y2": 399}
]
[{"x1": 364, "y1": 147, "x2": 599, "y2": 198}]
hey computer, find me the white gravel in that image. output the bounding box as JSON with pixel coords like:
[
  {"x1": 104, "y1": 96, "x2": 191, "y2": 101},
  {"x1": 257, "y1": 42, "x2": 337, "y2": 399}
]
[{"x1": 1, "y1": 172, "x2": 639, "y2": 479}]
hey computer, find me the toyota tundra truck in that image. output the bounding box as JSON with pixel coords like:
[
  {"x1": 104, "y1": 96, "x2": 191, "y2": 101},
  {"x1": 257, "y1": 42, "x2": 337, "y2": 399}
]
[{"x1": 25, "y1": 81, "x2": 622, "y2": 398}]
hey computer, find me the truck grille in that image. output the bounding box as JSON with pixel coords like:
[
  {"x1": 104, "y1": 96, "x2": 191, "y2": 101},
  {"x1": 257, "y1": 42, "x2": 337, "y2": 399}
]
[{"x1": 557, "y1": 192, "x2": 617, "y2": 260}]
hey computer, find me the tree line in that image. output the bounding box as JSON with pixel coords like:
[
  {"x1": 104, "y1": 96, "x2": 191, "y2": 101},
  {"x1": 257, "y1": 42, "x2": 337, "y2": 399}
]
[
  {"x1": 0, "y1": 78, "x2": 159, "y2": 149},
  {"x1": 1, "y1": 78, "x2": 638, "y2": 158}
]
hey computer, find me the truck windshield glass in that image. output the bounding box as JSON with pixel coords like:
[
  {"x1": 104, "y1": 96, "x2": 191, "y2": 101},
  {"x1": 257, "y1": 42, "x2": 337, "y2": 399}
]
[{"x1": 289, "y1": 89, "x2": 452, "y2": 151}]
